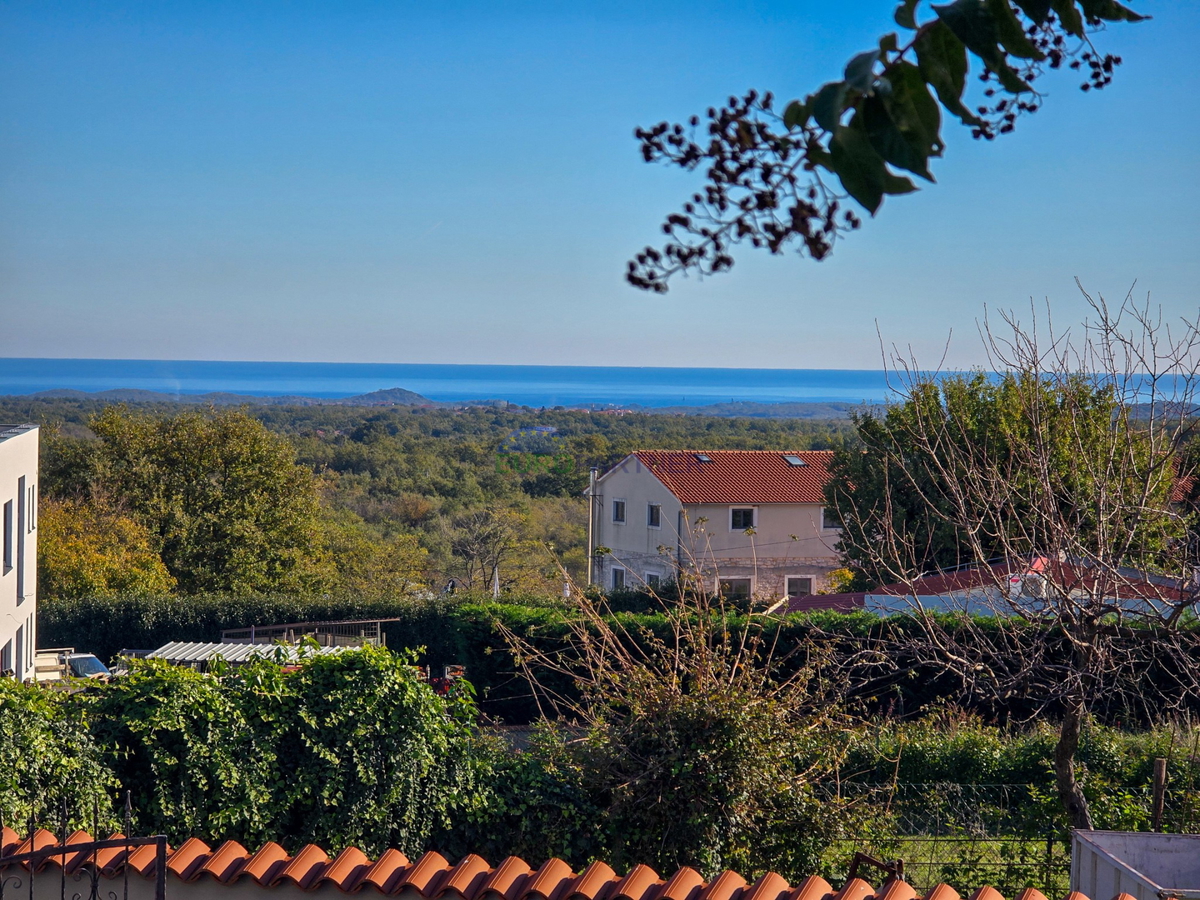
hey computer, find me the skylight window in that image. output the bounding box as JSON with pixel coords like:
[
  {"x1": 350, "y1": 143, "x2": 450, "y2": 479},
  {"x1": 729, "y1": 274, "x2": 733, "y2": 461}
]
[
  {"x1": 695, "y1": 453, "x2": 712, "y2": 463},
  {"x1": 783, "y1": 455, "x2": 807, "y2": 466}
]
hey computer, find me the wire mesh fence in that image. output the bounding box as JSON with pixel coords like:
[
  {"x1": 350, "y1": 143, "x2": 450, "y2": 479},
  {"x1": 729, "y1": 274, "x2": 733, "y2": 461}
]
[{"x1": 811, "y1": 782, "x2": 1200, "y2": 896}]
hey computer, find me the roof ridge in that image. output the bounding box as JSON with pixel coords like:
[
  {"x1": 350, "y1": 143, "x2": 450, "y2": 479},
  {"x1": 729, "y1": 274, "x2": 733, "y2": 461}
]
[{"x1": 0, "y1": 831, "x2": 1096, "y2": 900}]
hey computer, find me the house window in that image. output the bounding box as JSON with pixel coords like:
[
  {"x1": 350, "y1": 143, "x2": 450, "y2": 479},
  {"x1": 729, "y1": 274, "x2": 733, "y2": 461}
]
[
  {"x1": 2, "y1": 500, "x2": 11, "y2": 574},
  {"x1": 27, "y1": 484, "x2": 35, "y2": 532},
  {"x1": 718, "y1": 577, "x2": 752, "y2": 601},
  {"x1": 612, "y1": 499, "x2": 626, "y2": 524},
  {"x1": 0, "y1": 640, "x2": 10, "y2": 674},
  {"x1": 611, "y1": 566, "x2": 626, "y2": 590},
  {"x1": 822, "y1": 507, "x2": 841, "y2": 530},
  {"x1": 646, "y1": 572, "x2": 661, "y2": 589},
  {"x1": 782, "y1": 454, "x2": 807, "y2": 467},
  {"x1": 787, "y1": 577, "x2": 813, "y2": 599},
  {"x1": 647, "y1": 504, "x2": 661, "y2": 528},
  {"x1": 731, "y1": 507, "x2": 755, "y2": 530}
]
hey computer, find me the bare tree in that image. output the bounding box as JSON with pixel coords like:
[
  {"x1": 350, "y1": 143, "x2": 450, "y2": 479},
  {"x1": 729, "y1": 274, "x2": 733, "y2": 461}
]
[
  {"x1": 501, "y1": 577, "x2": 855, "y2": 877},
  {"x1": 827, "y1": 286, "x2": 1200, "y2": 829}
]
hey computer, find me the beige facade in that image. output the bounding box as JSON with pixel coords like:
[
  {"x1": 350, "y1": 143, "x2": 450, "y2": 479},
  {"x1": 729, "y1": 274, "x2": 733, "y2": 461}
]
[
  {"x1": 588, "y1": 452, "x2": 841, "y2": 600},
  {"x1": 0, "y1": 424, "x2": 38, "y2": 681}
]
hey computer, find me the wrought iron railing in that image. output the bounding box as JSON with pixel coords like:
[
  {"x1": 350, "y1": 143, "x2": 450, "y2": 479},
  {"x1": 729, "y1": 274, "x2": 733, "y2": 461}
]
[{"x1": 0, "y1": 797, "x2": 166, "y2": 900}]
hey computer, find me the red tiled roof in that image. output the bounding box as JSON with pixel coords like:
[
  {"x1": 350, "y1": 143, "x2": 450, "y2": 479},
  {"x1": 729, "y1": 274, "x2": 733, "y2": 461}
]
[
  {"x1": 626, "y1": 450, "x2": 835, "y2": 505},
  {"x1": 0, "y1": 827, "x2": 1122, "y2": 900}
]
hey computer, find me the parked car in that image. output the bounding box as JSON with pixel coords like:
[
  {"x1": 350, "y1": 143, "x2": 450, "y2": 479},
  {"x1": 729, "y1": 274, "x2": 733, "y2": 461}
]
[{"x1": 33, "y1": 647, "x2": 113, "y2": 683}]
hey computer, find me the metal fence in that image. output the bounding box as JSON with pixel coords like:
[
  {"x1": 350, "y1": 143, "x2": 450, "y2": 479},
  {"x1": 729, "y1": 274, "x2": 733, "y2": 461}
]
[{"x1": 0, "y1": 797, "x2": 166, "y2": 900}]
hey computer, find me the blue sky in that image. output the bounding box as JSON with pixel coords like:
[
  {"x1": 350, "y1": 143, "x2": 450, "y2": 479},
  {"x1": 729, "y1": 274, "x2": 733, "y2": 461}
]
[{"x1": 1, "y1": 0, "x2": 1197, "y2": 369}]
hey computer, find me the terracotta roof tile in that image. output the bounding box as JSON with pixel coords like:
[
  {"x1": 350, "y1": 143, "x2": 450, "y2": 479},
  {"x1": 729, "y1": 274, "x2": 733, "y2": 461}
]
[
  {"x1": 788, "y1": 876, "x2": 833, "y2": 900},
  {"x1": 321, "y1": 846, "x2": 374, "y2": 893},
  {"x1": 523, "y1": 858, "x2": 577, "y2": 900},
  {"x1": 276, "y1": 843, "x2": 330, "y2": 889},
  {"x1": 874, "y1": 881, "x2": 917, "y2": 900},
  {"x1": 621, "y1": 450, "x2": 835, "y2": 505},
  {"x1": 742, "y1": 873, "x2": 791, "y2": 900},
  {"x1": 0, "y1": 826, "x2": 1122, "y2": 900},
  {"x1": 59, "y1": 830, "x2": 101, "y2": 874},
  {"x1": 361, "y1": 849, "x2": 412, "y2": 894},
  {"x1": 613, "y1": 864, "x2": 663, "y2": 900},
  {"x1": 441, "y1": 854, "x2": 493, "y2": 899},
  {"x1": 479, "y1": 857, "x2": 535, "y2": 900},
  {"x1": 241, "y1": 842, "x2": 291, "y2": 884},
  {"x1": 699, "y1": 871, "x2": 747, "y2": 900},
  {"x1": 201, "y1": 840, "x2": 251, "y2": 883},
  {"x1": 401, "y1": 851, "x2": 454, "y2": 896},
  {"x1": 167, "y1": 837, "x2": 213, "y2": 881},
  {"x1": 566, "y1": 860, "x2": 620, "y2": 900},
  {"x1": 657, "y1": 868, "x2": 705, "y2": 900}
]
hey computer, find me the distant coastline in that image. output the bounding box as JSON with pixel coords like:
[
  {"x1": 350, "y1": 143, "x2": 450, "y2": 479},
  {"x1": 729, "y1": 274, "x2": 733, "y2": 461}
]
[{"x1": 0, "y1": 358, "x2": 895, "y2": 413}]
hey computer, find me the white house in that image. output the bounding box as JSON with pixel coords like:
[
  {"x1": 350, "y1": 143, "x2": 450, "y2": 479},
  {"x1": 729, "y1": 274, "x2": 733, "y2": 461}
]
[
  {"x1": 0, "y1": 424, "x2": 38, "y2": 681},
  {"x1": 587, "y1": 449, "x2": 842, "y2": 599}
]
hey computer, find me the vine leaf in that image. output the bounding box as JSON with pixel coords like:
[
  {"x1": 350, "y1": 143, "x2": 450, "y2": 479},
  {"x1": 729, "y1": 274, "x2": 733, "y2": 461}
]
[
  {"x1": 934, "y1": 0, "x2": 1031, "y2": 93},
  {"x1": 845, "y1": 50, "x2": 882, "y2": 93},
  {"x1": 916, "y1": 21, "x2": 985, "y2": 127},
  {"x1": 865, "y1": 61, "x2": 943, "y2": 180},
  {"x1": 895, "y1": 0, "x2": 921, "y2": 29},
  {"x1": 812, "y1": 81, "x2": 849, "y2": 132},
  {"x1": 986, "y1": 0, "x2": 1045, "y2": 60},
  {"x1": 830, "y1": 117, "x2": 917, "y2": 214},
  {"x1": 1079, "y1": 0, "x2": 1147, "y2": 24}
]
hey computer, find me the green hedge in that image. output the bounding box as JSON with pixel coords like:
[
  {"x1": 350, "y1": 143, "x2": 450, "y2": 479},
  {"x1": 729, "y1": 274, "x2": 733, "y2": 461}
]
[{"x1": 40, "y1": 594, "x2": 1200, "y2": 726}]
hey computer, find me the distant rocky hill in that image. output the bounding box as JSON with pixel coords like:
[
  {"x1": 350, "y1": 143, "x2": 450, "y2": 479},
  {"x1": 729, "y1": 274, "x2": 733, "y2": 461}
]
[{"x1": 31, "y1": 387, "x2": 436, "y2": 407}]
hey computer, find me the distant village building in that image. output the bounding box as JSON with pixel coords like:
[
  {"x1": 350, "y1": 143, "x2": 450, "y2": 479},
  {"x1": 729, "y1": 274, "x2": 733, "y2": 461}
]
[
  {"x1": 0, "y1": 424, "x2": 38, "y2": 681},
  {"x1": 587, "y1": 450, "x2": 841, "y2": 600}
]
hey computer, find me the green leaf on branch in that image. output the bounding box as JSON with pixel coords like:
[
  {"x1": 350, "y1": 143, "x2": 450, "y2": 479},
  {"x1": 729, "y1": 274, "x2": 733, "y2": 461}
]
[
  {"x1": 895, "y1": 0, "x2": 921, "y2": 29},
  {"x1": 915, "y1": 21, "x2": 985, "y2": 127},
  {"x1": 1079, "y1": 0, "x2": 1147, "y2": 22},
  {"x1": 845, "y1": 50, "x2": 882, "y2": 92},
  {"x1": 830, "y1": 116, "x2": 916, "y2": 214},
  {"x1": 933, "y1": 0, "x2": 1032, "y2": 92},
  {"x1": 812, "y1": 81, "x2": 849, "y2": 132},
  {"x1": 880, "y1": 32, "x2": 900, "y2": 54},
  {"x1": 987, "y1": 0, "x2": 1046, "y2": 59},
  {"x1": 1050, "y1": 0, "x2": 1085, "y2": 37},
  {"x1": 1012, "y1": 0, "x2": 1053, "y2": 25},
  {"x1": 863, "y1": 62, "x2": 942, "y2": 180},
  {"x1": 783, "y1": 100, "x2": 810, "y2": 129}
]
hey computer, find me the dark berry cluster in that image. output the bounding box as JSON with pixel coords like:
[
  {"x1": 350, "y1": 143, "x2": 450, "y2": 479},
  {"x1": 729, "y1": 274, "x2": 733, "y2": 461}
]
[{"x1": 628, "y1": 91, "x2": 857, "y2": 293}]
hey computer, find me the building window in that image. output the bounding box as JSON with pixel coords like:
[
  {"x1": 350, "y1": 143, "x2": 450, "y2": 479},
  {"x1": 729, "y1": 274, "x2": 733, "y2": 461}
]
[
  {"x1": 611, "y1": 567, "x2": 626, "y2": 590},
  {"x1": 612, "y1": 499, "x2": 626, "y2": 524},
  {"x1": 647, "y1": 504, "x2": 661, "y2": 528},
  {"x1": 27, "y1": 484, "x2": 35, "y2": 532},
  {"x1": 646, "y1": 572, "x2": 661, "y2": 589},
  {"x1": 731, "y1": 507, "x2": 755, "y2": 530},
  {"x1": 2, "y1": 500, "x2": 11, "y2": 574},
  {"x1": 0, "y1": 640, "x2": 10, "y2": 674},
  {"x1": 822, "y1": 507, "x2": 842, "y2": 530},
  {"x1": 787, "y1": 577, "x2": 814, "y2": 599},
  {"x1": 718, "y1": 577, "x2": 752, "y2": 600}
]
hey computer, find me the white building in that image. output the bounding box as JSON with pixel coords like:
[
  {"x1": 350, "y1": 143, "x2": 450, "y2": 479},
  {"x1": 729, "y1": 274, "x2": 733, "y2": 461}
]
[
  {"x1": 0, "y1": 424, "x2": 38, "y2": 681},
  {"x1": 587, "y1": 449, "x2": 842, "y2": 600}
]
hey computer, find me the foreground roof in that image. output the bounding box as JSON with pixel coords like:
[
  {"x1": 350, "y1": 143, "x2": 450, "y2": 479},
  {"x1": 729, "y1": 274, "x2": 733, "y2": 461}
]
[
  {"x1": 0, "y1": 828, "x2": 1110, "y2": 900},
  {"x1": 627, "y1": 450, "x2": 835, "y2": 505}
]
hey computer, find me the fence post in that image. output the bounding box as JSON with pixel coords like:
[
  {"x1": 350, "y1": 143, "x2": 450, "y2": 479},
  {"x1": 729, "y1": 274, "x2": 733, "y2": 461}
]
[
  {"x1": 154, "y1": 837, "x2": 166, "y2": 900},
  {"x1": 1152, "y1": 757, "x2": 1168, "y2": 832}
]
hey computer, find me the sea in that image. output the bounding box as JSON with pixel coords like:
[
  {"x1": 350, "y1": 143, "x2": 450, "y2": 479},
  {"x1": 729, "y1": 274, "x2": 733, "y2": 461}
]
[{"x1": 0, "y1": 358, "x2": 894, "y2": 409}]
